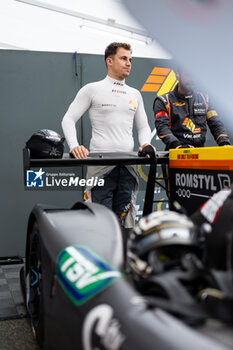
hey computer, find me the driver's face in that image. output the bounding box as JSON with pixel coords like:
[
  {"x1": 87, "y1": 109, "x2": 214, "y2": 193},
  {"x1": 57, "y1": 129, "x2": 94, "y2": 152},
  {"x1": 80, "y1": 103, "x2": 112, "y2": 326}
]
[
  {"x1": 177, "y1": 71, "x2": 196, "y2": 94},
  {"x1": 107, "y1": 47, "x2": 132, "y2": 80}
]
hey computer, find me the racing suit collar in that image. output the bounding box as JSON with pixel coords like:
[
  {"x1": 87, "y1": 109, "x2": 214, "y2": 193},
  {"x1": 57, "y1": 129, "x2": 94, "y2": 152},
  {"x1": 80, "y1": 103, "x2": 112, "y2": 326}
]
[{"x1": 106, "y1": 75, "x2": 125, "y2": 86}]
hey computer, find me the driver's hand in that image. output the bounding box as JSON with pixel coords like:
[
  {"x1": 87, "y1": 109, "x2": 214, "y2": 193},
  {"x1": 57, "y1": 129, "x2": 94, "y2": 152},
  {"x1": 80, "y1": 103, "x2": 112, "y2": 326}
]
[
  {"x1": 176, "y1": 144, "x2": 194, "y2": 149},
  {"x1": 70, "y1": 145, "x2": 89, "y2": 159},
  {"x1": 138, "y1": 143, "x2": 156, "y2": 158}
]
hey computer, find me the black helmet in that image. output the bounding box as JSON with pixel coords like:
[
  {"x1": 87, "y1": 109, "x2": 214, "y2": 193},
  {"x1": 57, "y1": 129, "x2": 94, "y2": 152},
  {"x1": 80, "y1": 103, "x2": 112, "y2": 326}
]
[
  {"x1": 26, "y1": 129, "x2": 65, "y2": 159},
  {"x1": 127, "y1": 211, "x2": 233, "y2": 325}
]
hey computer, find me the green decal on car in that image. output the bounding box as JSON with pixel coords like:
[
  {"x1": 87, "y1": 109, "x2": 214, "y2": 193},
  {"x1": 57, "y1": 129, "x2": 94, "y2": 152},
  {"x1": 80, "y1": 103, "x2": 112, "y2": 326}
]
[{"x1": 56, "y1": 245, "x2": 122, "y2": 306}]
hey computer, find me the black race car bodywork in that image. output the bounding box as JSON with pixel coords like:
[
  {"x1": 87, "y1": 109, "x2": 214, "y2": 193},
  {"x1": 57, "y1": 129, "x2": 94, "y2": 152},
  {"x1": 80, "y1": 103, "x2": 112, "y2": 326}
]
[{"x1": 21, "y1": 201, "x2": 232, "y2": 350}]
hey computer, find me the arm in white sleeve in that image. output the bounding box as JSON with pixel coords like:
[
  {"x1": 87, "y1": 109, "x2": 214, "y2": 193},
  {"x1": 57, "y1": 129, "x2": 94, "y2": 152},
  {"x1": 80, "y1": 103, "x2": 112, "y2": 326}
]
[
  {"x1": 61, "y1": 85, "x2": 92, "y2": 150},
  {"x1": 134, "y1": 92, "x2": 152, "y2": 146}
]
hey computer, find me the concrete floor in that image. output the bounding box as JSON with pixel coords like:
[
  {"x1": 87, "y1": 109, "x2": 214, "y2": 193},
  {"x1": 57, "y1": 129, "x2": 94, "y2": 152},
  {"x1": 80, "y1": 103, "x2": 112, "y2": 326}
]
[
  {"x1": 1, "y1": 314, "x2": 233, "y2": 350},
  {"x1": 0, "y1": 318, "x2": 40, "y2": 350}
]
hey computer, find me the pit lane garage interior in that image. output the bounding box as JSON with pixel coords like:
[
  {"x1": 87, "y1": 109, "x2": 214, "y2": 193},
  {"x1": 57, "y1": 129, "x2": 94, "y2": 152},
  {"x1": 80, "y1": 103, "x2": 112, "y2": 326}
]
[{"x1": 1, "y1": 1, "x2": 233, "y2": 350}]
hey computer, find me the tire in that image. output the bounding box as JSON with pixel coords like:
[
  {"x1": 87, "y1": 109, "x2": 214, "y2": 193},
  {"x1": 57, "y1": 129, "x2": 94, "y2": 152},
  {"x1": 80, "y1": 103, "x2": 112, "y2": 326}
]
[
  {"x1": 19, "y1": 266, "x2": 26, "y2": 306},
  {"x1": 28, "y1": 226, "x2": 44, "y2": 346}
]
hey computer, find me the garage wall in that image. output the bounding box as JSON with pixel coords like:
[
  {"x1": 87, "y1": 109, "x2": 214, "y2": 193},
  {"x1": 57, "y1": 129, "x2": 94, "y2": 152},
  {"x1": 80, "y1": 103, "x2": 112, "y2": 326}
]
[{"x1": 0, "y1": 50, "x2": 83, "y2": 256}]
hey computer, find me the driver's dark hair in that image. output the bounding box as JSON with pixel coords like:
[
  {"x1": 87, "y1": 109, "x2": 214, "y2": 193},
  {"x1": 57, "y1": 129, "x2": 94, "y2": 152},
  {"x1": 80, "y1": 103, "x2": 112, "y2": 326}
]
[{"x1": 104, "y1": 42, "x2": 132, "y2": 62}]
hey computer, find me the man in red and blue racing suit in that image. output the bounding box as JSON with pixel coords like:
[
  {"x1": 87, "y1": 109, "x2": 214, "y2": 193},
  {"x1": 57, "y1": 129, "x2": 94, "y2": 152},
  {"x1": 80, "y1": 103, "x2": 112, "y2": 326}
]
[{"x1": 153, "y1": 69, "x2": 231, "y2": 150}]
